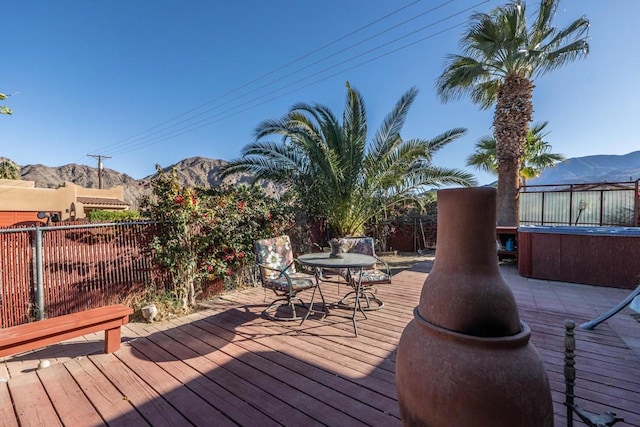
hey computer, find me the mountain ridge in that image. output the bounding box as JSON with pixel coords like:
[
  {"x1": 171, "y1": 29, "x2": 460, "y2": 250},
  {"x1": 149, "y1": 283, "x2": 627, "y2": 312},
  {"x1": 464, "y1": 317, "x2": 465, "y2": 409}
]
[
  {"x1": 2, "y1": 156, "x2": 278, "y2": 209},
  {"x1": 3, "y1": 151, "x2": 638, "y2": 209},
  {"x1": 527, "y1": 151, "x2": 640, "y2": 186}
]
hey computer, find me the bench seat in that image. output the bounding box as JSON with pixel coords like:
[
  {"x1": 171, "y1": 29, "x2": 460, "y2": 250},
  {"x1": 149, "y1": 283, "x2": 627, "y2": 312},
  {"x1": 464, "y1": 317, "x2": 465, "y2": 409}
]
[{"x1": 0, "y1": 304, "x2": 133, "y2": 358}]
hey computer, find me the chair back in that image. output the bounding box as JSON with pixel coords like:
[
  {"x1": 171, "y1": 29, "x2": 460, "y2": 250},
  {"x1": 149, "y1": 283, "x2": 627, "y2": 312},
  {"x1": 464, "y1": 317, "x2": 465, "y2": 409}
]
[
  {"x1": 341, "y1": 237, "x2": 376, "y2": 256},
  {"x1": 255, "y1": 235, "x2": 296, "y2": 281}
]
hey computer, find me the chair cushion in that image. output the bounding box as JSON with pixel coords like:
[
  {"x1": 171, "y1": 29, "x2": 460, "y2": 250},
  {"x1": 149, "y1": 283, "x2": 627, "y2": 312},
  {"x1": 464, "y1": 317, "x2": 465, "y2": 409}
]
[
  {"x1": 348, "y1": 268, "x2": 391, "y2": 285},
  {"x1": 255, "y1": 235, "x2": 296, "y2": 280},
  {"x1": 262, "y1": 272, "x2": 316, "y2": 292}
]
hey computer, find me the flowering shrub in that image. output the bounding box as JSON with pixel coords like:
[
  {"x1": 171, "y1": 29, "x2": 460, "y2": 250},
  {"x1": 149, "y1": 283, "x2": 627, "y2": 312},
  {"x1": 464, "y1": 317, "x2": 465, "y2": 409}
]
[
  {"x1": 141, "y1": 165, "x2": 296, "y2": 308},
  {"x1": 198, "y1": 184, "x2": 296, "y2": 286}
]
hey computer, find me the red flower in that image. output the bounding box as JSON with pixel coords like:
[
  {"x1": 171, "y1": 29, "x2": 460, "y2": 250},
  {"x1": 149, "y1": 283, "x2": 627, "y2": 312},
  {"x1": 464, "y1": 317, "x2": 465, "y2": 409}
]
[
  {"x1": 207, "y1": 265, "x2": 213, "y2": 272},
  {"x1": 237, "y1": 251, "x2": 245, "y2": 258},
  {"x1": 227, "y1": 268, "x2": 233, "y2": 276},
  {"x1": 237, "y1": 201, "x2": 245, "y2": 211},
  {"x1": 174, "y1": 195, "x2": 185, "y2": 205},
  {"x1": 267, "y1": 212, "x2": 272, "y2": 221}
]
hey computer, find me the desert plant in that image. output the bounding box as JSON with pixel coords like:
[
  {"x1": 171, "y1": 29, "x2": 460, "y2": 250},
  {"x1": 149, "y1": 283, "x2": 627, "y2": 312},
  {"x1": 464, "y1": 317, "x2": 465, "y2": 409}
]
[
  {"x1": 437, "y1": 0, "x2": 589, "y2": 225},
  {"x1": 0, "y1": 160, "x2": 20, "y2": 180},
  {"x1": 219, "y1": 82, "x2": 475, "y2": 236}
]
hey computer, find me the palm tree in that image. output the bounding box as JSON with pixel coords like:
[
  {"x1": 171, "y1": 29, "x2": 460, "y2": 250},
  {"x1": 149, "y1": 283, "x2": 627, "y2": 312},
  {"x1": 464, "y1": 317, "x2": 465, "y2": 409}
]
[
  {"x1": 219, "y1": 82, "x2": 476, "y2": 236},
  {"x1": 0, "y1": 160, "x2": 20, "y2": 180},
  {"x1": 436, "y1": 0, "x2": 589, "y2": 226},
  {"x1": 1, "y1": 92, "x2": 12, "y2": 115},
  {"x1": 467, "y1": 121, "x2": 565, "y2": 186}
]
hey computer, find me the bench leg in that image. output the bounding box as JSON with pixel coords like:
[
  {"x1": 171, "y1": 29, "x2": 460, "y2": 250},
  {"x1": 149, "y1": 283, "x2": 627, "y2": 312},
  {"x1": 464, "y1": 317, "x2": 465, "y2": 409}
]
[{"x1": 104, "y1": 327, "x2": 122, "y2": 353}]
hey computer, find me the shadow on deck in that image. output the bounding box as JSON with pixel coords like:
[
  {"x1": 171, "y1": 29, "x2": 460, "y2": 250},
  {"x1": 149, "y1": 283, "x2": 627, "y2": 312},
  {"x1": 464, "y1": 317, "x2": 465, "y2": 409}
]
[{"x1": 1, "y1": 260, "x2": 639, "y2": 426}]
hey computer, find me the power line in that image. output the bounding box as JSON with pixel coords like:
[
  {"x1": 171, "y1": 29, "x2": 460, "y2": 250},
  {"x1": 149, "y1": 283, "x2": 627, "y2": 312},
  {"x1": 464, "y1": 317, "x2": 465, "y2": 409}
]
[
  {"x1": 89, "y1": 0, "x2": 428, "y2": 157},
  {"x1": 90, "y1": 0, "x2": 491, "y2": 159},
  {"x1": 99, "y1": 1, "x2": 457, "y2": 157},
  {"x1": 105, "y1": 20, "x2": 471, "y2": 157}
]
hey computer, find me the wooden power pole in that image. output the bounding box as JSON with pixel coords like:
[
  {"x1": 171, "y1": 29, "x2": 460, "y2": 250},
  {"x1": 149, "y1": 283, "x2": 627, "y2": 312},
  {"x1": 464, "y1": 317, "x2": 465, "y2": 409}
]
[{"x1": 87, "y1": 154, "x2": 112, "y2": 189}]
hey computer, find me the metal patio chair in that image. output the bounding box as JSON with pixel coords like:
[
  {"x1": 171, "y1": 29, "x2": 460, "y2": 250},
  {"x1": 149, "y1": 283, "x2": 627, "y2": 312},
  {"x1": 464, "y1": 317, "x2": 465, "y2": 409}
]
[
  {"x1": 255, "y1": 235, "x2": 325, "y2": 321},
  {"x1": 335, "y1": 236, "x2": 392, "y2": 311}
]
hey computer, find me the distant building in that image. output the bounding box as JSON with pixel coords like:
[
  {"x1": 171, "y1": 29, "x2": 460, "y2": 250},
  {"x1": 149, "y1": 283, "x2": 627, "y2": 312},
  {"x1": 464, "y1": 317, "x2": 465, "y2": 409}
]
[{"x1": 0, "y1": 180, "x2": 129, "y2": 227}]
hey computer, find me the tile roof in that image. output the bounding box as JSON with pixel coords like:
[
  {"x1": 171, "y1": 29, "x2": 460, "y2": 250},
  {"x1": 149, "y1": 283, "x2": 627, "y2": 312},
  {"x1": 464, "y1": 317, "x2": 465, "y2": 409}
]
[{"x1": 76, "y1": 197, "x2": 128, "y2": 206}]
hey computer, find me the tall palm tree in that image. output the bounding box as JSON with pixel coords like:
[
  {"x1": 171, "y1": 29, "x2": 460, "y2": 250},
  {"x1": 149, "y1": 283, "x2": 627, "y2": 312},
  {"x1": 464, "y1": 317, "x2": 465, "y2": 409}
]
[
  {"x1": 436, "y1": 0, "x2": 589, "y2": 226},
  {"x1": 0, "y1": 160, "x2": 20, "y2": 180},
  {"x1": 467, "y1": 121, "x2": 565, "y2": 186},
  {"x1": 219, "y1": 83, "x2": 476, "y2": 236}
]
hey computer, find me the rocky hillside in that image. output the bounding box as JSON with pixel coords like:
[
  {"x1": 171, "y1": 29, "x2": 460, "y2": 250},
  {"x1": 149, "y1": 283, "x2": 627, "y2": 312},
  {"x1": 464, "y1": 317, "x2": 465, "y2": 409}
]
[
  {"x1": 19, "y1": 163, "x2": 146, "y2": 208},
  {"x1": 528, "y1": 151, "x2": 640, "y2": 186},
  {"x1": 5, "y1": 150, "x2": 638, "y2": 208},
  {"x1": 7, "y1": 157, "x2": 278, "y2": 210}
]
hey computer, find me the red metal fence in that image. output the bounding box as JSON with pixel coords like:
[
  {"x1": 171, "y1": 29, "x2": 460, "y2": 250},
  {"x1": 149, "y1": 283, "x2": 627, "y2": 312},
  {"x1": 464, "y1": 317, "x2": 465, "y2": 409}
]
[
  {"x1": 0, "y1": 221, "x2": 166, "y2": 328},
  {"x1": 0, "y1": 230, "x2": 32, "y2": 329}
]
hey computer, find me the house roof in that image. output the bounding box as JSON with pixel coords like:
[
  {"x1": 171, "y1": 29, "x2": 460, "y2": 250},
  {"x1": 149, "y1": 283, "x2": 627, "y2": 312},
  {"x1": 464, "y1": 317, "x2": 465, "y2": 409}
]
[{"x1": 76, "y1": 197, "x2": 128, "y2": 207}]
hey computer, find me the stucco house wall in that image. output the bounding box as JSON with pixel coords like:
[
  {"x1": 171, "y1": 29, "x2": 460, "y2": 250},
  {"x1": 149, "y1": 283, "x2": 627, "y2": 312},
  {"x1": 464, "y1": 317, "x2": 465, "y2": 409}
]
[{"x1": 0, "y1": 180, "x2": 128, "y2": 227}]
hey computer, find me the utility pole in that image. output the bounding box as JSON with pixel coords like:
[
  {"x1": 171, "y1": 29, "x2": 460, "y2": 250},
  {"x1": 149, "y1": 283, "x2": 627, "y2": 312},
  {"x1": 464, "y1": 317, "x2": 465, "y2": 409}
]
[{"x1": 87, "y1": 154, "x2": 111, "y2": 189}]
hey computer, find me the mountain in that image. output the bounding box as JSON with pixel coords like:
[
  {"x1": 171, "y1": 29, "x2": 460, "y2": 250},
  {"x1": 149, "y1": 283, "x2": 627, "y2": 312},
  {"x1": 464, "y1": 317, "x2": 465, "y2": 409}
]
[
  {"x1": 4, "y1": 151, "x2": 638, "y2": 208},
  {"x1": 7, "y1": 157, "x2": 279, "y2": 210},
  {"x1": 528, "y1": 151, "x2": 640, "y2": 186},
  {"x1": 19, "y1": 163, "x2": 146, "y2": 208}
]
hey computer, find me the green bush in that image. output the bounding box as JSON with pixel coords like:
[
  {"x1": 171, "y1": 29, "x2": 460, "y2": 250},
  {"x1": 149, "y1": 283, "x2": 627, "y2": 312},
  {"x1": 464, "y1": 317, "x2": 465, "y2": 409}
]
[{"x1": 87, "y1": 210, "x2": 142, "y2": 222}]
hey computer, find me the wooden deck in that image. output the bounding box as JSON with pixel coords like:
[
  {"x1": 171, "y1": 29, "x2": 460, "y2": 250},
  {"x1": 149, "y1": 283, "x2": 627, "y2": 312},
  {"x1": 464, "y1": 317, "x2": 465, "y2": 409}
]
[{"x1": 1, "y1": 261, "x2": 639, "y2": 426}]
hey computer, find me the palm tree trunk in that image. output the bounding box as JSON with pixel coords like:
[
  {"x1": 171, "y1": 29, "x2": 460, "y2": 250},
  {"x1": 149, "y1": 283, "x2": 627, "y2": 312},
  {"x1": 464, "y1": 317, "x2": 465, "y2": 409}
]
[
  {"x1": 493, "y1": 74, "x2": 534, "y2": 226},
  {"x1": 496, "y1": 162, "x2": 520, "y2": 226}
]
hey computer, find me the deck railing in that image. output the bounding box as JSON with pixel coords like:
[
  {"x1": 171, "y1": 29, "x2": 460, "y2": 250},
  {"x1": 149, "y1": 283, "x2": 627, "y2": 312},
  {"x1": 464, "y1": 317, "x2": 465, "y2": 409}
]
[{"x1": 0, "y1": 221, "x2": 166, "y2": 328}]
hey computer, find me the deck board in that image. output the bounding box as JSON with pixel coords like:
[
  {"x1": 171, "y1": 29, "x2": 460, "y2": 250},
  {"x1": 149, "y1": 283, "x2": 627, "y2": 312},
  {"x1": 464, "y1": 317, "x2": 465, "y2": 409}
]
[
  {"x1": 89, "y1": 352, "x2": 192, "y2": 426},
  {"x1": 125, "y1": 337, "x2": 270, "y2": 427},
  {"x1": 0, "y1": 381, "x2": 19, "y2": 427},
  {"x1": 37, "y1": 364, "x2": 105, "y2": 426},
  {"x1": 115, "y1": 344, "x2": 235, "y2": 427},
  {"x1": 145, "y1": 322, "x2": 323, "y2": 426},
  {"x1": 1, "y1": 262, "x2": 639, "y2": 426},
  {"x1": 63, "y1": 357, "x2": 150, "y2": 427},
  {"x1": 8, "y1": 368, "x2": 62, "y2": 426}
]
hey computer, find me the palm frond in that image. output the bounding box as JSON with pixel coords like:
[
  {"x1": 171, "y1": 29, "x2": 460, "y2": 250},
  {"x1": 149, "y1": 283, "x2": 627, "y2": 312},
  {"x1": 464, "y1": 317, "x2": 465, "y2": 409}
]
[
  {"x1": 370, "y1": 87, "x2": 419, "y2": 158},
  {"x1": 436, "y1": 55, "x2": 495, "y2": 106}
]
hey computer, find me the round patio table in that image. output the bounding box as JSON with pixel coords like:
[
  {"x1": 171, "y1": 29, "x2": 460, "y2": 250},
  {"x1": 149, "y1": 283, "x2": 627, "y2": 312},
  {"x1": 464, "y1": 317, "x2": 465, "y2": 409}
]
[{"x1": 297, "y1": 252, "x2": 376, "y2": 337}]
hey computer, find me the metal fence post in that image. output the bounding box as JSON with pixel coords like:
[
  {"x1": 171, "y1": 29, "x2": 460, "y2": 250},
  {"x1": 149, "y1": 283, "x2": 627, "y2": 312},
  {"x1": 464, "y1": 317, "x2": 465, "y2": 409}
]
[
  {"x1": 635, "y1": 180, "x2": 639, "y2": 227},
  {"x1": 35, "y1": 227, "x2": 45, "y2": 320}
]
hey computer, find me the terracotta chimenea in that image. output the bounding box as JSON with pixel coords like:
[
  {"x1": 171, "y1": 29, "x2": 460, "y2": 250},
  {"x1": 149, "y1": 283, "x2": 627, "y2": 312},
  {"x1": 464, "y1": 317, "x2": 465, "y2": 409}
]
[{"x1": 396, "y1": 187, "x2": 553, "y2": 426}]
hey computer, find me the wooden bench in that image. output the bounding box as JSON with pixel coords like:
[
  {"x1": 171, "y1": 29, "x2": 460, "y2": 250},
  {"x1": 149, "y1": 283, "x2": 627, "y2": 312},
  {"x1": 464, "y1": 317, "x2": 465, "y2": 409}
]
[{"x1": 0, "y1": 304, "x2": 133, "y2": 358}]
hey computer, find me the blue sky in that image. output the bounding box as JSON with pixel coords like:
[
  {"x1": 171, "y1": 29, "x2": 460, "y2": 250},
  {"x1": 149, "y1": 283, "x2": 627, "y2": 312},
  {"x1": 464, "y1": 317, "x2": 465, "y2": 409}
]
[{"x1": 2, "y1": 0, "x2": 638, "y2": 185}]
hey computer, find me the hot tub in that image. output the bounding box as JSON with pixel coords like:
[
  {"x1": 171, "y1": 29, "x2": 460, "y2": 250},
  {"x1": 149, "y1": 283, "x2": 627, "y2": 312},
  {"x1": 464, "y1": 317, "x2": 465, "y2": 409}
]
[{"x1": 518, "y1": 226, "x2": 640, "y2": 289}]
